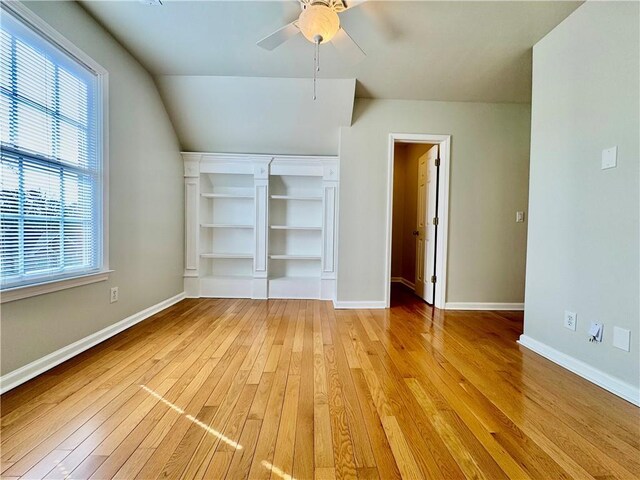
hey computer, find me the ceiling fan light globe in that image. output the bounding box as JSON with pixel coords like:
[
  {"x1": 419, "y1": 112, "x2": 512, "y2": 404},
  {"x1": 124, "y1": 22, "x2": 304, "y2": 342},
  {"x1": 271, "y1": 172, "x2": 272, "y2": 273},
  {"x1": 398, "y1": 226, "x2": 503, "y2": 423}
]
[{"x1": 298, "y1": 5, "x2": 340, "y2": 44}]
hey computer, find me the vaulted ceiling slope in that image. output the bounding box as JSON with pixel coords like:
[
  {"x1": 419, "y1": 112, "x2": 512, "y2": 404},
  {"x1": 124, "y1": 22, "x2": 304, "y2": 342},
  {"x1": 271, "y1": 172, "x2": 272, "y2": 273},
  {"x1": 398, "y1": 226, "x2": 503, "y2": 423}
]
[
  {"x1": 80, "y1": 1, "x2": 581, "y2": 104},
  {"x1": 157, "y1": 76, "x2": 356, "y2": 155}
]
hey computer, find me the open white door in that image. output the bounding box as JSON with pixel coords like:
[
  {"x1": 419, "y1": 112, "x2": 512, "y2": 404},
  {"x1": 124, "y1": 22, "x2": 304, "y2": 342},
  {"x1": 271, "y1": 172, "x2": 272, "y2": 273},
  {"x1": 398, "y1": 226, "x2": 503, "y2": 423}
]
[
  {"x1": 414, "y1": 152, "x2": 428, "y2": 300},
  {"x1": 424, "y1": 145, "x2": 439, "y2": 304},
  {"x1": 414, "y1": 145, "x2": 439, "y2": 304}
]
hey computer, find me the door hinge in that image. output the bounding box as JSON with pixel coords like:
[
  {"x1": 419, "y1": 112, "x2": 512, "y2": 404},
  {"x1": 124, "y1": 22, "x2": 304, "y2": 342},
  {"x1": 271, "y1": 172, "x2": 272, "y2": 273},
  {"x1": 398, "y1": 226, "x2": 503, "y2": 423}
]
[
  {"x1": 435, "y1": 158, "x2": 441, "y2": 167},
  {"x1": 431, "y1": 275, "x2": 437, "y2": 283},
  {"x1": 433, "y1": 217, "x2": 439, "y2": 226}
]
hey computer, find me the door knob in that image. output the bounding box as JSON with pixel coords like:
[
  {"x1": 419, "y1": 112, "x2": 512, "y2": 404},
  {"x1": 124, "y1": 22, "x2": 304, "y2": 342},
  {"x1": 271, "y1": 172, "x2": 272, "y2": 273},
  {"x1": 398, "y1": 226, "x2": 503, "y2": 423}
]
[{"x1": 412, "y1": 230, "x2": 419, "y2": 236}]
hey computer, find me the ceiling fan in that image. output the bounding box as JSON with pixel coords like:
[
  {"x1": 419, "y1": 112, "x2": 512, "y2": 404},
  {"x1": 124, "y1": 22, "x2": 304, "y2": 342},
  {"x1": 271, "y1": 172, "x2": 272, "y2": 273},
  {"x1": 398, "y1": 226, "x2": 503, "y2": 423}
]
[{"x1": 257, "y1": 0, "x2": 367, "y2": 64}]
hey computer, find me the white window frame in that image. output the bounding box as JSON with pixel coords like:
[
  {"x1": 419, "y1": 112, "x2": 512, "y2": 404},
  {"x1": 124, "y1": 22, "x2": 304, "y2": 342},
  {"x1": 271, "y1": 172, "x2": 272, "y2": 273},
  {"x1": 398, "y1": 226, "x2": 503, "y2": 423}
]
[{"x1": 0, "y1": 1, "x2": 110, "y2": 303}]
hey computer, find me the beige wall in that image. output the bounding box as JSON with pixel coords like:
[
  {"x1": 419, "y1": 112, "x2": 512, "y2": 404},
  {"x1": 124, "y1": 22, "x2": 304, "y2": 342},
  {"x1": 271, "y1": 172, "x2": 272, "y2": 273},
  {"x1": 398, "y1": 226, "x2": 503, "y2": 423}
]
[
  {"x1": 338, "y1": 99, "x2": 531, "y2": 304},
  {"x1": 524, "y1": 2, "x2": 639, "y2": 388},
  {"x1": 0, "y1": 2, "x2": 184, "y2": 376}
]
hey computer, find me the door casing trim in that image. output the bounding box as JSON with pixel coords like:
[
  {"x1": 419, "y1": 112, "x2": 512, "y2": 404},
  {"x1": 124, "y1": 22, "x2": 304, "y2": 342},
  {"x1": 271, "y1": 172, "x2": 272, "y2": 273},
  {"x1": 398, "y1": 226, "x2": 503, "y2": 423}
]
[{"x1": 386, "y1": 133, "x2": 451, "y2": 309}]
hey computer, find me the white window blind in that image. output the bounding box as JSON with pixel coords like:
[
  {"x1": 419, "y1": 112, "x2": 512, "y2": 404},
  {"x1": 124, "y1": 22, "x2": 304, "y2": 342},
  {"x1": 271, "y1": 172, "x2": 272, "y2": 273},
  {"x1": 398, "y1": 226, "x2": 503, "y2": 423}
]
[{"x1": 0, "y1": 9, "x2": 103, "y2": 290}]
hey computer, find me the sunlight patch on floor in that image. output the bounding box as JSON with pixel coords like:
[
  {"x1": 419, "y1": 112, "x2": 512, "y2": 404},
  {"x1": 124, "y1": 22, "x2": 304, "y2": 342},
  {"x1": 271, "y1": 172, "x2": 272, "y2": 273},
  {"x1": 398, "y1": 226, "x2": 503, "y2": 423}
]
[
  {"x1": 261, "y1": 460, "x2": 296, "y2": 480},
  {"x1": 139, "y1": 384, "x2": 243, "y2": 450},
  {"x1": 54, "y1": 459, "x2": 70, "y2": 478},
  {"x1": 140, "y1": 384, "x2": 185, "y2": 414}
]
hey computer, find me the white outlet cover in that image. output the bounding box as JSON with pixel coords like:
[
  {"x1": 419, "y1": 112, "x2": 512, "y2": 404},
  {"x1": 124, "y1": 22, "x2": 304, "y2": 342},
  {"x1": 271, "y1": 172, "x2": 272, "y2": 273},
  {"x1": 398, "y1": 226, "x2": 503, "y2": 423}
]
[
  {"x1": 612, "y1": 327, "x2": 631, "y2": 352},
  {"x1": 564, "y1": 311, "x2": 577, "y2": 331},
  {"x1": 588, "y1": 322, "x2": 603, "y2": 342},
  {"x1": 601, "y1": 146, "x2": 617, "y2": 170}
]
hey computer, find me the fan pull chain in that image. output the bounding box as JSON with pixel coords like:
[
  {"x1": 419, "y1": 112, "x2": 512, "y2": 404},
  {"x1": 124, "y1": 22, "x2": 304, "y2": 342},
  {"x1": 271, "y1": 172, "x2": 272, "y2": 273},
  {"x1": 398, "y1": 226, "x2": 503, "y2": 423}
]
[{"x1": 313, "y1": 35, "x2": 321, "y2": 100}]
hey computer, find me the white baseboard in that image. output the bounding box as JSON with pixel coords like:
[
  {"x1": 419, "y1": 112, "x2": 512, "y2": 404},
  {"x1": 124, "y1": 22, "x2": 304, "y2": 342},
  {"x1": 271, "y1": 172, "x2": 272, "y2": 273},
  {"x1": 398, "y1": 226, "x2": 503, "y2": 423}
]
[
  {"x1": 0, "y1": 292, "x2": 186, "y2": 394},
  {"x1": 333, "y1": 300, "x2": 387, "y2": 309},
  {"x1": 518, "y1": 335, "x2": 640, "y2": 406},
  {"x1": 445, "y1": 302, "x2": 525, "y2": 311},
  {"x1": 334, "y1": 300, "x2": 524, "y2": 311},
  {"x1": 391, "y1": 277, "x2": 415, "y2": 290}
]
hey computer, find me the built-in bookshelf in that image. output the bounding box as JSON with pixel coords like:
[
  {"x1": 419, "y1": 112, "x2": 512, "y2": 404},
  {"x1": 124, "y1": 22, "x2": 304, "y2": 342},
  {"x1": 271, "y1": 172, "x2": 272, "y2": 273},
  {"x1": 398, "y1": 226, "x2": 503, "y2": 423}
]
[
  {"x1": 183, "y1": 153, "x2": 338, "y2": 300},
  {"x1": 198, "y1": 171, "x2": 255, "y2": 293},
  {"x1": 268, "y1": 173, "x2": 323, "y2": 298}
]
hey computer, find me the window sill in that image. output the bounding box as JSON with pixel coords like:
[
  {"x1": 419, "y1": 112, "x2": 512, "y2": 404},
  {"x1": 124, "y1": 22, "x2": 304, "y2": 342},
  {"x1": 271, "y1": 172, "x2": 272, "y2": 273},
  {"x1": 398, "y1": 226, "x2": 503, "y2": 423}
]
[{"x1": 1, "y1": 270, "x2": 113, "y2": 304}]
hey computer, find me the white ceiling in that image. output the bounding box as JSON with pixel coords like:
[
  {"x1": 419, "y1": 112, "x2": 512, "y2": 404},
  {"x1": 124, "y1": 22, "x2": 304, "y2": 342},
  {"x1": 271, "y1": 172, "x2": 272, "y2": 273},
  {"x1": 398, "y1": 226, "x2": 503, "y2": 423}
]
[{"x1": 80, "y1": 0, "x2": 582, "y2": 103}]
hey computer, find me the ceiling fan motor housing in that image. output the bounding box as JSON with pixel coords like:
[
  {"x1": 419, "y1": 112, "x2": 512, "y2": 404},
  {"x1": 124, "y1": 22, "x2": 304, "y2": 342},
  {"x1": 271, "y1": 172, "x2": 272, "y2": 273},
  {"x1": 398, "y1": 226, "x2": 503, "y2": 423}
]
[{"x1": 301, "y1": 0, "x2": 348, "y2": 13}]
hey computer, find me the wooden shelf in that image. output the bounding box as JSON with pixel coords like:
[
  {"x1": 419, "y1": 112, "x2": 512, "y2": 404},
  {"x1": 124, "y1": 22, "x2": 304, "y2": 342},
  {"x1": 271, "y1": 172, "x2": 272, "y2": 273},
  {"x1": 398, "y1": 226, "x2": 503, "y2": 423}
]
[
  {"x1": 270, "y1": 194, "x2": 322, "y2": 201},
  {"x1": 269, "y1": 254, "x2": 321, "y2": 261},
  {"x1": 200, "y1": 224, "x2": 254, "y2": 229},
  {"x1": 201, "y1": 193, "x2": 254, "y2": 199},
  {"x1": 269, "y1": 225, "x2": 322, "y2": 231},
  {"x1": 200, "y1": 253, "x2": 253, "y2": 259}
]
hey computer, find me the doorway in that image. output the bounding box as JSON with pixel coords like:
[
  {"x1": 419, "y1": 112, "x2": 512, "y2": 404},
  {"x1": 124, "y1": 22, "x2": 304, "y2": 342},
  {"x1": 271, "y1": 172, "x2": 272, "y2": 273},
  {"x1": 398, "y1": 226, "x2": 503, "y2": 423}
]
[{"x1": 386, "y1": 134, "x2": 451, "y2": 309}]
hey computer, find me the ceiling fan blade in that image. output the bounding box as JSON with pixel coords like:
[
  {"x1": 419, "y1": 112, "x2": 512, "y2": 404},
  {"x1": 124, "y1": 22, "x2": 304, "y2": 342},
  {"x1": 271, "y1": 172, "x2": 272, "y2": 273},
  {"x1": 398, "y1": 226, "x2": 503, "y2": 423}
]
[
  {"x1": 342, "y1": 0, "x2": 368, "y2": 10},
  {"x1": 332, "y1": 27, "x2": 366, "y2": 63},
  {"x1": 257, "y1": 22, "x2": 300, "y2": 51}
]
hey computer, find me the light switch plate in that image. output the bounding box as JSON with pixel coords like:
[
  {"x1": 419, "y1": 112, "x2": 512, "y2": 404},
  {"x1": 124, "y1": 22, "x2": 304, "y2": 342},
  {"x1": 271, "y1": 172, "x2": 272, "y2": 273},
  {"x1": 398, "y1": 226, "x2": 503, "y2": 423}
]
[
  {"x1": 516, "y1": 211, "x2": 525, "y2": 223},
  {"x1": 612, "y1": 326, "x2": 631, "y2": 352},
  {"x1": 602, "y1": 146, "x2": 617, "y2": 170}
]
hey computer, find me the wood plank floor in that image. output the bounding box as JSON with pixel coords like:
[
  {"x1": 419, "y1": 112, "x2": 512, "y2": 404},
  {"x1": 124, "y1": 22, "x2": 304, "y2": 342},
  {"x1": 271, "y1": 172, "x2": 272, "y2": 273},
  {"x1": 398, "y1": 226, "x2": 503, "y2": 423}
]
[{"x1": 1, "y1": 285, "x2": 639, "y2": 479}]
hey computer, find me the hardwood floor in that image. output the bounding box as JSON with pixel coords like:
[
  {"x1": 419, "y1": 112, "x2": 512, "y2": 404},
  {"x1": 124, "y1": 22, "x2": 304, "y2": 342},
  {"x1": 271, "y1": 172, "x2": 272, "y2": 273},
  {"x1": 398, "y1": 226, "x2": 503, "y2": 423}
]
[{"x1": 1, "y1": 285, "x2": 639, "y2": 479}]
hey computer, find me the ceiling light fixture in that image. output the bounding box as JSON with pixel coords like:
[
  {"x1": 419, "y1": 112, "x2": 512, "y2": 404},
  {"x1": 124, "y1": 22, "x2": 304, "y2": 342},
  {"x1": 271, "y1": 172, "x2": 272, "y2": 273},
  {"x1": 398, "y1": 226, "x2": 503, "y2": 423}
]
[{"x1": 257, "y1": 0, "x2": 367, "y2": 101}]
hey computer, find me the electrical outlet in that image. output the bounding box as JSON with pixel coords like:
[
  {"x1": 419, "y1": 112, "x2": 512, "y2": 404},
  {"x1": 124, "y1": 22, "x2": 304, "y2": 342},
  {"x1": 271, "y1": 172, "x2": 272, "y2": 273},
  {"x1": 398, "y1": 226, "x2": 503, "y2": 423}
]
[
  {"x1": 110, "y1": 287, "x2": 119, "y2": 303},
  {"x1": 564, "y1": 311, "x2": 577, "y2": 331}
]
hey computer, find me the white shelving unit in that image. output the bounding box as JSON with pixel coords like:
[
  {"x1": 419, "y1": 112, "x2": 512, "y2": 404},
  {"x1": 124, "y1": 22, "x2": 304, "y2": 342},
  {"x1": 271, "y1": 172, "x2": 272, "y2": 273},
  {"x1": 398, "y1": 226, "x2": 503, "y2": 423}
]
[
  {"x1": 189, "y1": 166, "x2": 258, "y2": 297},
  {"x1": 268, "y1": 170, "x2": 323, "y2": 298},
  {"x1": 183, "y1": 153, "x2": 338, "y2": 300}
]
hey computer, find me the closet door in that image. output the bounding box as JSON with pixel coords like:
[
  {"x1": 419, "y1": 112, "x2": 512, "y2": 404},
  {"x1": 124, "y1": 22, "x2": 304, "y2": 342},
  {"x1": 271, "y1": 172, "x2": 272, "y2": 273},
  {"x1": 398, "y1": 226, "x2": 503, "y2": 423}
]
[{"x1": 414, "y1": 152, "x2": 428, "y2": 301}]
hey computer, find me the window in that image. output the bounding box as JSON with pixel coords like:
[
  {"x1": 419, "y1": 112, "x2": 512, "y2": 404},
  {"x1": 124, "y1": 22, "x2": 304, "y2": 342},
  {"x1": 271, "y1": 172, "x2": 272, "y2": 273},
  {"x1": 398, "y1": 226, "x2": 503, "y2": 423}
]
[{"x1": 0, "y1": 4, "x2": 107, "y2": 296}]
